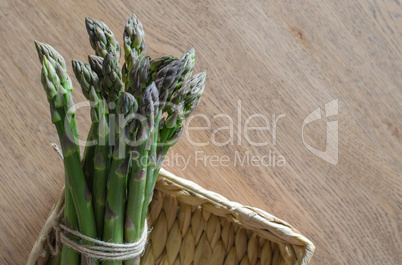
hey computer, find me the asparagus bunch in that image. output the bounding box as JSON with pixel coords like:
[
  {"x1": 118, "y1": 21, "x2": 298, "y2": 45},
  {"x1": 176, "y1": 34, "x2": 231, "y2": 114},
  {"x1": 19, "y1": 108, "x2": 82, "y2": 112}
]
[{"x1": 34, "y1": 12, "x2": 206, "y2": 265}]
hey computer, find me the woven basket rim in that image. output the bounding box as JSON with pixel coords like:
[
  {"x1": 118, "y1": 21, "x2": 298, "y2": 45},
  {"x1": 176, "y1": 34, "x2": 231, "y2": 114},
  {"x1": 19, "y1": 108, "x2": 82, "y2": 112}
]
[
  {"x1": 27, "y1": 168, "x2": 315, "y2": 265},
  {"x1": 158, "y1": 169, "x2": 315, "y2": 259}
]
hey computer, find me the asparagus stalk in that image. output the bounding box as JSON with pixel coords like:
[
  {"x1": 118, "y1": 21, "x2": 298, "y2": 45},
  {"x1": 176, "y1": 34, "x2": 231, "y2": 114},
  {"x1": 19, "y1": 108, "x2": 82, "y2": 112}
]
[
  {"x1": 51, "y1": 105, "x2": 80, "y2": 265},
  {"x1": 85, "y1": 17, "x2": 121, "y2": 61},
  {"x1": 72, "y1": 60, "x2": 100, "y2": 184},
  {"x1": 103, "y1": 92, "x2": 137, "y2": 265},
  {"x1": 124, "y1": 83, "x2": 158, "y2": 265},
  {"x1": 82, "y1": 54, "x2": 105, "y2": 194},
  {"x1": 124, "y1": 56, "x2": 150, "y2": 186},
  {"x1": 72, "y1": 60, "x2": 111, "y2": 238},
  {"x1": 35, "y1": 41, "x2": 80, "y2": 265},
  {"x1": 161, "y1": 124, "x2": 185, "y2": 158},
  {"x1": 37, "y1": 46, "x2": 98, "y2": 265}
]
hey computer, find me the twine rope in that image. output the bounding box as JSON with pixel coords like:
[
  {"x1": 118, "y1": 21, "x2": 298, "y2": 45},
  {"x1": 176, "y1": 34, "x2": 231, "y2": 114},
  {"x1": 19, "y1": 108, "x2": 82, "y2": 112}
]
[{"x1": 48, "y1": 215, "x2": 148, "y2": 260}]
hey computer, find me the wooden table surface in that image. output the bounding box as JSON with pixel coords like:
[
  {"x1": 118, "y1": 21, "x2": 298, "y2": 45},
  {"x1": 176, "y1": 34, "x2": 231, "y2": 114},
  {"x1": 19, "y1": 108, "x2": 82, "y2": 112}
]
[{"x1": 0, "y1": 0, "x2": 401, "y2": 264}]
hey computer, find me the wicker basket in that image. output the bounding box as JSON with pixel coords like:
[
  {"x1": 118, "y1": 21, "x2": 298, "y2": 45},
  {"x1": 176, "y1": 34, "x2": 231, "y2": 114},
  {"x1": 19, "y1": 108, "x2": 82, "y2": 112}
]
[{"x1": 27, "y1": 168, "x2": 315, "y2": 265}]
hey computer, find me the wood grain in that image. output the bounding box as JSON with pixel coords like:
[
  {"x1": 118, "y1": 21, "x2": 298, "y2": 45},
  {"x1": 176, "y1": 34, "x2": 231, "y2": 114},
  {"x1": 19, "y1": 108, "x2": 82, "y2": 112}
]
[{"x1": 0, "y1": 0, "x2": 401, "y2": 264}]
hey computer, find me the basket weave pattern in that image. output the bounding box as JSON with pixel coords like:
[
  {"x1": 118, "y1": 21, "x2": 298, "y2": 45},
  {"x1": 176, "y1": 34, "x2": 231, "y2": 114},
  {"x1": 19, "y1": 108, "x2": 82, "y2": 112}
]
[{"x1": 27, "y1": 169, "x2": 315, "y2": 265}]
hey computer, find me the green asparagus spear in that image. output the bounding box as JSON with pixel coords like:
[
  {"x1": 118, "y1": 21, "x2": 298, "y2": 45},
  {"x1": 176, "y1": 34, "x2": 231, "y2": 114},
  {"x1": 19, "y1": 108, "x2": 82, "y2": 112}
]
[
  {"x1": 125, "y1": 83, "x2": 158, "y2": 265},
  {"x1": 72, "y1": 60, "x2": 111, "y2": 238},
  {"x1": 123, "y1": 13, "x2": 146, "y2": 75},
  {"x1": 125, "y1": 83, "x2": 158, "y2": 231},
  {"x1": 103, "y1": 92, "x2": 137, "y2": 265},
  {"x1": 81, "y1": 55, "x2": 105, "y2": 184},
  {"x1": 45, "y1": 61, "x2": 97, "y2": 239},
  {"x1": 35, "y1": 41, "x2": 80, "y2": 265},
  {"x1": 42, "y1": 49, "x2": 96, "y2": 239},
  {"x1": 85, "y1": 17, "x2": 121, "y2": 61},
  {"x1": 72, "y1": 60, "x2": 99, "y2": 193},
  {"x1": 39, "y1": 49, "x2": 98, "y2": 265},
  {"x1": 51, "y1": 104, "x2": 80, "y2": 265}
]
